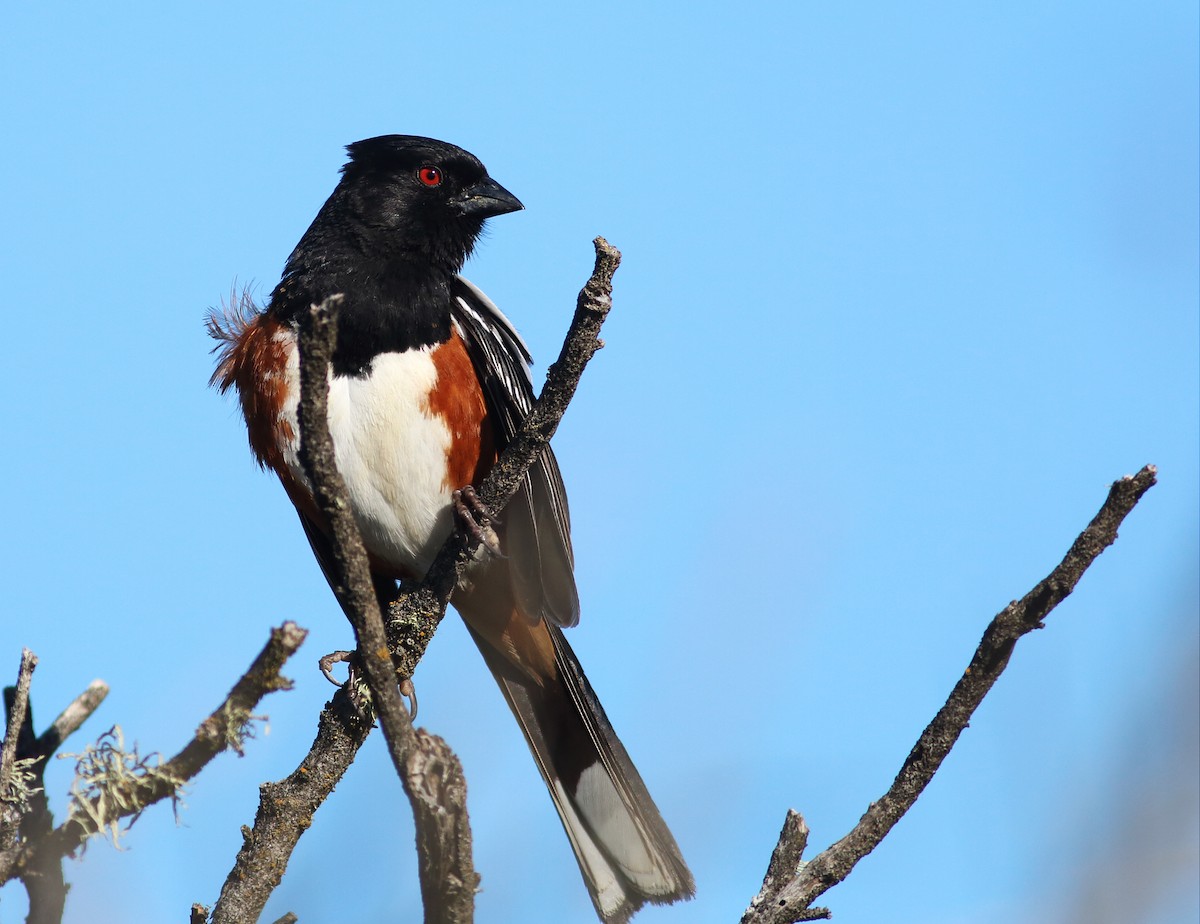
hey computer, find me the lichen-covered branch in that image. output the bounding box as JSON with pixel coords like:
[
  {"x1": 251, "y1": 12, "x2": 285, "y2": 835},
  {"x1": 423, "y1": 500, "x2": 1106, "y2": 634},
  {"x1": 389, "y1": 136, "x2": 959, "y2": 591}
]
[
  {"x1": 1, "y1": 650, "x2": 53, "y2": 920},
  {"x1": 0, "y1": 649, "x2": 37, "y2": 820},
  {"x1": 0, "y1": 623, "x2": 306, "y2": 893},
  {"x1": 742, "y1": 465, "x2": 1158, "y2": 924},
  {"x1": 209, "y1": 684, "x2": 371, "y2": 924},
  {"x1": 2, "y1": 661, "x2": 108, "y2": 924}
]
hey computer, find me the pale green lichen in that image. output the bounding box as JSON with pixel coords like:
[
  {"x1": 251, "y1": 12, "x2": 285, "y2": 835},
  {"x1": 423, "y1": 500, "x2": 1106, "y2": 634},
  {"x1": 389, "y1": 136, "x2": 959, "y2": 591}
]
[
  {"x1": 1, "y1": 756, "x2": 43, "y2": 812},
  {"x1": 62, "y1": 726, "x2": 186, "y2": 848}
]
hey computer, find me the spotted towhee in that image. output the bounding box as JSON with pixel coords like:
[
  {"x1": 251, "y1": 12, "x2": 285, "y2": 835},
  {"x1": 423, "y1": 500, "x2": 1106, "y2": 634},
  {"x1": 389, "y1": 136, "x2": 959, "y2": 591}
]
[{"x1": 209, "y1": 135, "x2": 694, "y2": 922}]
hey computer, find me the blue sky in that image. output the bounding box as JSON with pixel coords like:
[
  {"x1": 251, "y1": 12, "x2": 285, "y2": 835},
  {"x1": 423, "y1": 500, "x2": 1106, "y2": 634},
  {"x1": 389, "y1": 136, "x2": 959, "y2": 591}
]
[{"x1": 1, "y1": 3, "x2": 1196, "y2": 923}]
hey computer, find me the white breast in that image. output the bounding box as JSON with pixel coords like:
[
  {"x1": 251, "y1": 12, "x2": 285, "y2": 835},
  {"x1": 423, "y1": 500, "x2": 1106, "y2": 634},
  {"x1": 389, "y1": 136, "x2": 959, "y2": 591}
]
[{"x1": 275, "y1": 331, "x2": 456, "y2": 577}]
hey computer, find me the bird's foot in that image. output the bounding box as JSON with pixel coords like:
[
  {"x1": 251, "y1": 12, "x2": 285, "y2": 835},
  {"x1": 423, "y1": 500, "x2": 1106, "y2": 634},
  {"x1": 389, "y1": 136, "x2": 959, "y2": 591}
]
[{"x1": 453, "y1": 485, "x2": 504, "y2": 558}]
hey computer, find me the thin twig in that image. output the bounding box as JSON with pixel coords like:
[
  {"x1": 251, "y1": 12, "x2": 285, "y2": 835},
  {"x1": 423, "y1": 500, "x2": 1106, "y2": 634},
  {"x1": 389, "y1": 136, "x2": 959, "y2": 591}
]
[
  {"x1": 35, "y1": 681, "x2": 109, "y2": 762},
  {"x1": 742, "y1": 465, "x2": 1158, "y2": 924},
  {"x1": 387, "y1": 236, "x2": 620, "y2": 677}
]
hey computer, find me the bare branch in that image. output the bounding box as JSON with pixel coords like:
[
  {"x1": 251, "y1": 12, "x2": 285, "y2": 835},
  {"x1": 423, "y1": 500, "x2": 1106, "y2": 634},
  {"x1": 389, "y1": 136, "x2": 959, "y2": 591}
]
[
  {"x1": 387, "y1": 236, "x2": 620, "y2": 678},
  {"x1": 745, "y1": 812, "x2": 829, "y2": 921},
  {"x1": 35, "y1": 680, "x2": 109, "y2": 762},
  {"x1": 742, "y1": 465, "x2": 1159, "y2": 924},
  {"x1": 407, "y1": 730, "x2": 480, "y2": 924}
]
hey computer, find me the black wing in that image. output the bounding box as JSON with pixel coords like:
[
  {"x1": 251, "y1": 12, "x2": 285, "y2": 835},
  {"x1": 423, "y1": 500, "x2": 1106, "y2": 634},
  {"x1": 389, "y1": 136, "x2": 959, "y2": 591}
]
[{"x1": 450, "y1": 276, "x2": 580, "y2": 628}]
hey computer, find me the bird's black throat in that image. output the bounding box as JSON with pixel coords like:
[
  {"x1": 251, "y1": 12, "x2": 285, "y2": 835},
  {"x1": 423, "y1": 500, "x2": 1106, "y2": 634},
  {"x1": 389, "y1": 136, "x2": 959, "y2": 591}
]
[{"x1": 270, "y1": 254, "x2": 459, "y2": 378}]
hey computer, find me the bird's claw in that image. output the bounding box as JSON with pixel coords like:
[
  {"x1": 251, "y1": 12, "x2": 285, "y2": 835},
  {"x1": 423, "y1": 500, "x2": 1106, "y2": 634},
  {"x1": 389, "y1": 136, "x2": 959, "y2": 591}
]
[
  {"x1": 320, "y1": 649, "x2": 417, "y2": 718},
  {"x1": 400, "y1": 677, "x2": 418, "y2": 720},
  {"x1": 319, "y1": 650, "x2": 355, "y2": 687}
]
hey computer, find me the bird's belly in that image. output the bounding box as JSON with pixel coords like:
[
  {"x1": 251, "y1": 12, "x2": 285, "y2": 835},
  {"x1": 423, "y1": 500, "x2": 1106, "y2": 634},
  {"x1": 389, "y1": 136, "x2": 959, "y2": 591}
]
[{"x1": 279, "y1": 345, "x2": 456, "y2": 577}]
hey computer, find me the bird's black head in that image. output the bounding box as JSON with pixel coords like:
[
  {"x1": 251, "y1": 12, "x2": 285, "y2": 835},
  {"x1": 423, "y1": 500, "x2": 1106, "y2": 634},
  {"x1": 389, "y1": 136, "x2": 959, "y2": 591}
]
[
  {"x1": 300, "y1": 134, "x2": 523, "y2": 276},
  {"x1": 270, "y1": 136, "x2": 522, "y2": 374}
]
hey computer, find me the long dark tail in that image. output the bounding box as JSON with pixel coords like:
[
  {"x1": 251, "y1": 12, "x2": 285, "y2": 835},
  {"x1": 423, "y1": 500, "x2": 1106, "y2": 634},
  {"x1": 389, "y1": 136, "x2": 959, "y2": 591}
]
[{"x1": 467, "y1": 623, "x2": 695, "y2": 923}]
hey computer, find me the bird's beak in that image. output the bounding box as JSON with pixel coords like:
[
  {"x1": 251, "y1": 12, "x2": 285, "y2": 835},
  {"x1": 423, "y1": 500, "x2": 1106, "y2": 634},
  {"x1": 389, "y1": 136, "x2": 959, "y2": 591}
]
[{"x1": 453, "y1": 176, "x2": 524, "y2": 219}]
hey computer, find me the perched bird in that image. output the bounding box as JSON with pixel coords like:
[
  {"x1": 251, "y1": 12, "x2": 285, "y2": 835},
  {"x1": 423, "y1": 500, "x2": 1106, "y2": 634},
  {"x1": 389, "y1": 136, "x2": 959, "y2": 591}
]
[{"x1": 209, "y1": 135, "x2": 694, "y2": 923}]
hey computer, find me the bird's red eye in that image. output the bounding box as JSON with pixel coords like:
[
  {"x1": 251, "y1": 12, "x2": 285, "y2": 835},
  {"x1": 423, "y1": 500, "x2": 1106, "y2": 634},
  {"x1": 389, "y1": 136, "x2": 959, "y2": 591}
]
[{"x1": 417, "y1": 165, "x2": 443, "y2": 187}]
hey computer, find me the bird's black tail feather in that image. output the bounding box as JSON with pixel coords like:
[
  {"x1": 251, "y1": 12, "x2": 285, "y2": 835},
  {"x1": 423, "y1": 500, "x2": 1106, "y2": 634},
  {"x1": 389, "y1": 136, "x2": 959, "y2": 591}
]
[{"x1": 467, "y1": 623, "x2": 694, "y2": 923}]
